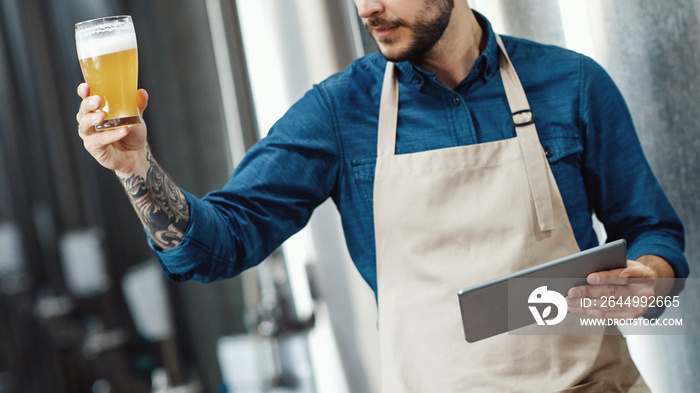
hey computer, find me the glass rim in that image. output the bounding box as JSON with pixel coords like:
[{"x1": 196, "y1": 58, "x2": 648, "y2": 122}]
[{"x1": 75, "y1": 15, "x2": 132, "y2": 29}]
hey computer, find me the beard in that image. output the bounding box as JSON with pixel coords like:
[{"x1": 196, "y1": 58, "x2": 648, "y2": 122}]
[{"x1": 365, "y1": 0, "x2": 454, "y2": 62}]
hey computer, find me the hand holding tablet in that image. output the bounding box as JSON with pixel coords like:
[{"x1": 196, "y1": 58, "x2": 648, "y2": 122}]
[{"x1": 458, "y1": 239, "x2": 628, "y2": 343}]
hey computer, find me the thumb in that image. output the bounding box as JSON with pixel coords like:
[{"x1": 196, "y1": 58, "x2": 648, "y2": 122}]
[{"x1": 137, "y1": 89, "x2": 149, "y2": 113}]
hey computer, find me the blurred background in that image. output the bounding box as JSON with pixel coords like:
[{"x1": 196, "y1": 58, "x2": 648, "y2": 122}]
[{"x1": 0, "y1": 0, "x2": 698, "y2": 392}]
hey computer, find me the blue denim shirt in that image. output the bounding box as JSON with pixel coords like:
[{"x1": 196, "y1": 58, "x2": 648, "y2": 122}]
[{"x1": 150, "y1": 13, "x2": 688, "y2": 294}]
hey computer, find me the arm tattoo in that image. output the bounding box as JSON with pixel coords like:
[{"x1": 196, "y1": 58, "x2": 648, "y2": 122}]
[{"x1": 119, "y1": 151, "x2": 190, "y2": 250}]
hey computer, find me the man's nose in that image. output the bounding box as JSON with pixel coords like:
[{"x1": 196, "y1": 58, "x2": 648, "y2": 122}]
[{"x1": 355, "y1": 0, "x2": 384, "y2": 19}]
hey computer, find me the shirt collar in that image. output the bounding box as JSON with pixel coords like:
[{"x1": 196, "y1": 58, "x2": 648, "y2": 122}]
[{"x1": 394, "y1": 10, "x2": 499, "y2": 90}]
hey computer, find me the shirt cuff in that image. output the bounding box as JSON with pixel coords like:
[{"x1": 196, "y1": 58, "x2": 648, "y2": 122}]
[
  {"x1": 626, "y1": 235, "x2": 689, "y2": 279},
  {"x1": 146, "y1": 189, "x2": 216, "y2": 282}
]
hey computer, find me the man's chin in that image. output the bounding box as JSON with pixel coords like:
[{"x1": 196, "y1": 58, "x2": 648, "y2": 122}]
[
  {"x1": 376, "y1": 44, "x2": 412, "y2": 63},
  {"x1": 374, "y1": 37, "x2": 428, "y2": 63}
]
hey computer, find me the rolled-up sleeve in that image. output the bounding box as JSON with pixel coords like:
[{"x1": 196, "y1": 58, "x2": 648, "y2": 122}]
[
  {"x1": 580, "y1": 56, "x2": 689, "y2": 278},
  {"x1": 147, "y1": 86, "x2": 340, "y2": 282}
]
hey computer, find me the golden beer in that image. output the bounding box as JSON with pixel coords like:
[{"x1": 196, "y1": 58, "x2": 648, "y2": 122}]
[{"x1": 76, "y1": 16, "x2": 140, "y2": 130}]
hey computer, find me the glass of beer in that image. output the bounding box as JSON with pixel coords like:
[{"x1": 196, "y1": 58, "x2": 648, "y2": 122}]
[{"x1": 75, "y1": 15, "x2": 140, "y2": 130}]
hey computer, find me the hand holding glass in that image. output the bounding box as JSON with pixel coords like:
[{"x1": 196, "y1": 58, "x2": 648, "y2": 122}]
[{"x1": 75, "y1": 15, "x2": 140, "y2": 130}]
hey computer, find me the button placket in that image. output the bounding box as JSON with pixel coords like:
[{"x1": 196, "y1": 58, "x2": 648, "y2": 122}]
[{"x1": 450, "y1": 93, "x2": 478, "y2": 146}]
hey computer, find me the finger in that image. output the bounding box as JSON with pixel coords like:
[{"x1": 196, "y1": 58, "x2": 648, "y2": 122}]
[
  {"x1": 567, "y1": 284, "x2": 624, "y2": 300},
  {"x1": 137, "y1": 89, "x2": 149, "y2": 113},
  {"x1": 587, "y1": 267, "x2": 626, "y2": 285},
  {"x1": 567, "y1": 285, "x2": 586, "y2": 298},
  {"x1": 76, "y1": 95, "x2": 102, "y2": 123},
  {"x1": 78, "y1": 110, "x2": 105, "y2": 137},
  {"x1": 566, "y1": 295, "x2": 597, "y2": 316},
  {"x1": 566, "y1": 304, "x2": 587, "y2": 315},
  {"x1": 565, "y1": 300, "x2": 607, "y2": 318},
  {"x1": 84, "y1": 127, "x2": 129, "y2": 149},
  {"x1": 567, "y1": 298, "x2": 634, "y2": 319},
  {"x1": 580, "y1": 307, "x2": 605, "y2": 319},
  {"x1": 77, "y1": 83, "x2": 90, "y2": 98},
  {"x1": 576, "y1": 305, "x2": 645, "y2": 320}
]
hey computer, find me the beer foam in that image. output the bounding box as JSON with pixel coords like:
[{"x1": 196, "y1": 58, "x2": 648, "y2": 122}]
[{"x1": 77, "y1": 32, "x2": 137, "y2": 59}]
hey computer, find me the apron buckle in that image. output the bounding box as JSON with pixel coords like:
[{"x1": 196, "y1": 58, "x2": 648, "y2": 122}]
[{"x1": 511, "y1": 109, "x2": 535, "y2": 127}]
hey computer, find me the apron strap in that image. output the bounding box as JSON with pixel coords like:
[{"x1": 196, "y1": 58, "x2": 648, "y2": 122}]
[
  {"x1": 496, "y1": 34, "x2": 554, "y2": 232},
  {"x1": 378, "y1": 61, "x2": 399, "y2": 157}
]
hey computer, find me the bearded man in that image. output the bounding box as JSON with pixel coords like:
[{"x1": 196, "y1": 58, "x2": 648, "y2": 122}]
[{"x1": 77, "y1": 1, "x2": 687, "y2": 391}]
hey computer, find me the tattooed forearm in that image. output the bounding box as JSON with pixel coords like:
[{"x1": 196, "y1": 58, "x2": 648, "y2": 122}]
[{"x1": 119, "y1": 151, "x2": 190, "y2": 250}]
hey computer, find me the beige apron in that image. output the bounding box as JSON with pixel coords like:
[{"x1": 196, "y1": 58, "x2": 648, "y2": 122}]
[{"x1": 372, "y1": 35, "x2": 648, "y2": 392}]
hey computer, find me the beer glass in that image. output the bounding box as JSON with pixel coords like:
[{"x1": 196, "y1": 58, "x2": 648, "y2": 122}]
[{"x1": 75, "y1": 15, "x2": 140, "y2": 130}]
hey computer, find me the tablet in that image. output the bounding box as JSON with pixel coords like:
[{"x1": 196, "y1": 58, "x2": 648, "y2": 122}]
[{"x1": 457, "y1": 239, "x2": 627, "y2": 343}]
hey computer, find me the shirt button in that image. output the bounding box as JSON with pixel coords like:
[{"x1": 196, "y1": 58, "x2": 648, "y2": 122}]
[
  {"x1": 544, "y1": 147, "x2": 553, "y2": 158},
  {"x1": 413, "y1": 76, "x2": 421, "y2": 84},
  {"x1": 453, "y1": 96, "x2": 461, "y2": 106}
]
